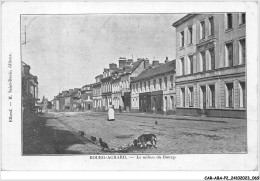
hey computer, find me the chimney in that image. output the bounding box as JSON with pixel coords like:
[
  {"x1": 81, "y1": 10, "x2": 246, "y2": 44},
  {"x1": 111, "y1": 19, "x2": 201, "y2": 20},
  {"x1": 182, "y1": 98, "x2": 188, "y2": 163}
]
[
  {"x1": 118, "y1": 57, "x2": 127, "y2": 68},
  {"x1": 23, "y1": 64, "x2": 31, "y2": 75},
  {"x1": 165, "y1": 57, "x2": 169, "y2": 63},
  {"x1": 126, "y1": 59, "x2": 133, "y2": 65},
  {"x1": 152, "y1": 60, "x2": 160, "y2": 67},
  {"x1": 144, "y1": 58, "x2": 150, "y2": 69},
  {"x1": 109, "y1": 63, "x2": 117, "y2": 70}
]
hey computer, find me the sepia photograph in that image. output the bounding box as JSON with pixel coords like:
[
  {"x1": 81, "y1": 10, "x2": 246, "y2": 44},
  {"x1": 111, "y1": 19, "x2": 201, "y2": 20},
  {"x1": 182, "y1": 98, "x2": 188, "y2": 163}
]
[{"x1": 21, "y1": 13, "x2": 247, "y2": 155}]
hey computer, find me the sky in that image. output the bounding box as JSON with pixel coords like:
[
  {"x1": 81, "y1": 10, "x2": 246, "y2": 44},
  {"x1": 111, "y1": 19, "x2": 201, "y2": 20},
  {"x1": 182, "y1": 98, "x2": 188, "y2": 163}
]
[{"x1": 21, "y1": 14, "x2": 185, "y2": 100}]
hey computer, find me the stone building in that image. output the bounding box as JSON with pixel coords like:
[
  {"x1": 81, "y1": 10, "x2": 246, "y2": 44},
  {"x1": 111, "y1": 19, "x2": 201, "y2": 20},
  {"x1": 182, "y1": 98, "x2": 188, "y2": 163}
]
[
  {"x1": 172, "y1": 13, "x2": 246, "y2": 118},
  {"x1": 131, "y1": 59, "x2": 176, "y2": 114},
  {"x1": 22, "y1": 61, "x2": 40, "y2": 113}
]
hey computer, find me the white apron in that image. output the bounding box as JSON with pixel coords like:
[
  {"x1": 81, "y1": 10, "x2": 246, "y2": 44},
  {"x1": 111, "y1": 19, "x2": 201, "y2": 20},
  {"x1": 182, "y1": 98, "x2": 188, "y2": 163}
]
[{"x1": 108, "y1": 107, "x2": 115, "y2": 120}]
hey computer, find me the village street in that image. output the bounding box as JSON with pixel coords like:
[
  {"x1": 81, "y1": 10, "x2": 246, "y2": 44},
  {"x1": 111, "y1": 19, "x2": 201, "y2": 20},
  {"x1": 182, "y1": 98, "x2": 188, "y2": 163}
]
[{"x1": 23, "y1": 111, "x2": 246, "y2": 155}]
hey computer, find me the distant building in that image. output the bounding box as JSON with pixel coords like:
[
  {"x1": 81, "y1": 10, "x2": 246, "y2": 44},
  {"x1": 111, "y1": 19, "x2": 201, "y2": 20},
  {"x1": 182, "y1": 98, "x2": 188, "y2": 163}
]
[
  {"x1": 131, "y1": 59, "x2": 176, "y2": 114},
  {"x1": 172, "y1": 13, "x2": 246, "y2": 118},
  {"x1": 93, "y1": 74, "x2": 103, "y2": 111},
  {"x1": 81, "y1": 84, "x2": 93, "y2": 111},
  {"x1": 22, "y1": 61, "x2": 40, "y2": 113}
]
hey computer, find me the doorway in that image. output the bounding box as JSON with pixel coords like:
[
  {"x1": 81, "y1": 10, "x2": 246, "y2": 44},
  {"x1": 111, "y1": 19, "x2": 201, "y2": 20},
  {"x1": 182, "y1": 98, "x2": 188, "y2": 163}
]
[{"x1": 201, "y1": 86, "x2": 206, "y2": 115}]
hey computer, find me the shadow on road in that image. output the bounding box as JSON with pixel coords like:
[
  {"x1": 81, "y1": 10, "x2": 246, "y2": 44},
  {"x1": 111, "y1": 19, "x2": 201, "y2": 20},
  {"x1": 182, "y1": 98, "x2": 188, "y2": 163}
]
[{"x1": 23, "y1": 113, "x2": 87, "y2": 155}]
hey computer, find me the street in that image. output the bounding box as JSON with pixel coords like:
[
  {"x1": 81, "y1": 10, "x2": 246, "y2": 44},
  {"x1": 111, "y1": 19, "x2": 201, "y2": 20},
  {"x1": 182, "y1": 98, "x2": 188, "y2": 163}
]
[{"x1": 23, "y1": 111, "x2": 247, "y2": 154}]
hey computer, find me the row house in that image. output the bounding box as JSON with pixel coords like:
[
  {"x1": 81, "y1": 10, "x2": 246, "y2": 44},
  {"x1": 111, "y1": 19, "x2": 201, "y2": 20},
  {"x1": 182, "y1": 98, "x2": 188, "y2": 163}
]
[
  {"x1": 101, "y1": 63, "x2": 118, "y2": 110},
  {"x1": 93, "y1": 74, "x2": 103, "y2": 111},
  {"x1": 22, "y1": 61, "x2": 40, "y2": 113},
  {"x1": 131, "y1": 59, "x2": 176, "y2": 114},
  {"x1": 172, "y1": 13, "x2": 246, "y2": 118},
  {"x1": 81, "y1": 84, "x2": 93, "y2": 111},
  {"x1": 111, "y1": 57, "x2": 150, "y2": 112}
]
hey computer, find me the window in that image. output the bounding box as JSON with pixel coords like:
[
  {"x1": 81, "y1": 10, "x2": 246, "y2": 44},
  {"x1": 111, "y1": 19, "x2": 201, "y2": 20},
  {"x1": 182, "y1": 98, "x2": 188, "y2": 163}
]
[
  {"x1": 140, "y1": 83, "x2": 142, "y2": 92},
  {"x1": 144, "y1": 82, "x2": 146, "y2": 91},
  {"x1": 159, "y1": 78, "x2": 162, "y2": 90},
  {"x1": 239, "y1": 13, "x2": 246, "y2": 25},
  {"x1": 170, "y1": 76, "x2": 174, "y2": 89},
  {"x1": 200, "y1": 21, "x2": 205, "y2": 39},
  {"x1": 188, "y1": 55, "x2": 193, "y2": 74},
  {"x1": 209, "y1": 85, "x2": 215, "y2": 107},
  {"x1": 226, "y1": 83, "x2": 234, "y2": 108},
  {"x1": 209, "y1": 16, "x2": 214, "y2": 36},
  {"x1": 209, "y1": 48, "x2": 215, "y2": 70},
  {"x1": 148, "y1": 81, "x2": 150, "y2": 91},
  {"x1": 239, "y1": 39, "x2": 246, "y2": 65},
  {"x1": 188, "y1": 87, "x2": 194, "y2": 107},
  {"x1": 225, "y1": 42, "x2": 233, "y2": 67},
  {"x1": 133, "y1": 84, "x2": 135, "y2": 92},
  {"x1": 136, "y1": 84, "x2": 138, "y2": 92},
  {"x1": 164, "y1": 77, "x2": 167, "y2": 90},
  {"x1": 226, "y1": 13, "x2": 233, "y2": 30},
  {"x1": 181, "y1": 88, "x2": 185, "y2": 107},
  {"x1": 188, "y1": 26, "x2": 193, "y2": 44},
  {"x1": 239, "y1": 82, "x2": 246, "y2": 108},
  {"x1": 181, "y1": 57, "x2": 185, "y2": 75},
  {"x1": 200, "y1": 51, "x2": 206, "y2": 72},
  {"x1": 153, "y1": 79, "x2": 156, "y2": 90},
  {"x1": 180, "y1": 31, "x2": 184, "y2": 47}
]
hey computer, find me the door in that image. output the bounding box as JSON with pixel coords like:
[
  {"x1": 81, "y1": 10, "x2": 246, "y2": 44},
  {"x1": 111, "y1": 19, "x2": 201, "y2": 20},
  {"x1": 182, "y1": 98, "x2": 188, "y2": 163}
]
[
  {"x1": 88, "y1": 104, "x2": 90, "y2": 110},
  {"x1": 201, "y1": 86, "x2": 206, "y2": 115}
]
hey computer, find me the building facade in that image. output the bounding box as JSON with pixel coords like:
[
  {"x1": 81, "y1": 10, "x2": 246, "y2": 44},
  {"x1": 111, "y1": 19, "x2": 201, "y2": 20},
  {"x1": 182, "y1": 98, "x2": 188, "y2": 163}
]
[
  {"x1": 22, "y1": 61, "x2": 40, "y2": 113},
  {"x1": 131, "y1": 59, "x2": 176, "y2": 114},
  {"x1": 172, "y1": 13, "x2": 246, "y2": 118},
  {"x1": 81, "y1": 84, "x2": 93, "y2": 111}
]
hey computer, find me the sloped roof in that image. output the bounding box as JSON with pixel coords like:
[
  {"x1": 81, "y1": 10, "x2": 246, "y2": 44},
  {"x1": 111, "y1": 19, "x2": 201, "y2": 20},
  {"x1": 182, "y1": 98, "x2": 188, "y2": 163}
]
[
  {"x1": 132, "y1": 60, "x2": 175, "y2": 83},
  {"x1": 172, "y1": 14, "x2": 196, "y2": 27}
]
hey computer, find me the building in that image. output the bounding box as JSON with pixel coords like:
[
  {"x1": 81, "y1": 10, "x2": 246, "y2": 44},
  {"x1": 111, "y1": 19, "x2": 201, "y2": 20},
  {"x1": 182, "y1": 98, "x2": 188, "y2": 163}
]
[
  {"x1": 93, "y1": 74, "x2": 103, "y2": 111},
  {"x1": 81, "y1": 84, "x2": 93, "y2": 111},
  {"x1": 100, "y1": 64, "x2": 118, "y2": 110},
  {"x1": 131, "y1": 59, "x2": 176, "y2": 114},
  {"x1": 111, "y1": 76, "x2": 122, "y2": 111},
  {"x1": 111, "y1": 57, "x2": 150, "y2": 111},
  {"x1": 172, "y1": 13, "x2": 246, "y2": 118},
  {"x1": 22, "y1": 61, "x2": 40, "y2": 113}
]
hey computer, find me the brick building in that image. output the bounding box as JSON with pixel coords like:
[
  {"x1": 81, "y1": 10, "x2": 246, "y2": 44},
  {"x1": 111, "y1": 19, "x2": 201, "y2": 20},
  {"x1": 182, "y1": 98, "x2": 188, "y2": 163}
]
[{"x1": 172, "y1": 13, "x2": 246, "y2": 118}]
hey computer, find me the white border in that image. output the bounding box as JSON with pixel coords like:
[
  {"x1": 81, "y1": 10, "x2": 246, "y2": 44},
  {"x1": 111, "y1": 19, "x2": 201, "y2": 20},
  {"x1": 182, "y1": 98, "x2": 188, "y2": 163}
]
[{"x1": 1, "y1": 1, "x2": 258, "y2": 177}]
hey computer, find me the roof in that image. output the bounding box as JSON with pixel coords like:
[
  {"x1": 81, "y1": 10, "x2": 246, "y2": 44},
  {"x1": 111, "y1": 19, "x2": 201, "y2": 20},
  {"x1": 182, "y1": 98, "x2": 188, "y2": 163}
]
[
  {"x1": 172, "y1": 14, "x2": 196, "y2": 27},
  {"x1": 120, "y1": 59, "x2": 143, "y2": 76},
  {"x1": 131, "y1": 60, "x2": 175, "y2": 83}
]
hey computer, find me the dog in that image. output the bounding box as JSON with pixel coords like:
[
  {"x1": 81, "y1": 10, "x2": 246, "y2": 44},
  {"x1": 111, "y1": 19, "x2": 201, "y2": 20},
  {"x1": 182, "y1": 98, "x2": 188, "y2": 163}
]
[
  {"x1": 133, "y1": 139, "x2": 138, "y2": 147},
  {"x1": 78, "y1": 131, "x2": 85, "y2": 137},
  {"x1": 137, "y1": 134, "x2": 157, "y2": 148},
  {"x1": 91, "y1": 136, "x2": 97, "y2": 142},
  {"x1": 99, "y1": 138, "x2": 109, "y2": 150}
]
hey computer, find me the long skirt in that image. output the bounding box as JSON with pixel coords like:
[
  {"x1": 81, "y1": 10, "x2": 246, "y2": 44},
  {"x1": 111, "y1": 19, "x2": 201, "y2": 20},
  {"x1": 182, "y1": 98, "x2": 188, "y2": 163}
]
[{"x1": 108, "y1": 108, "x2": 115, "y2": 121}]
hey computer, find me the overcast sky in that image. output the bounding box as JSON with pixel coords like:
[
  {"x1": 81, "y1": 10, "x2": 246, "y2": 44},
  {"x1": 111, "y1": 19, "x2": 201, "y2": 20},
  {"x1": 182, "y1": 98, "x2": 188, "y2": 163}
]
[{"x1": 21, "y1": 14, "x2": 185, "y2": 100}]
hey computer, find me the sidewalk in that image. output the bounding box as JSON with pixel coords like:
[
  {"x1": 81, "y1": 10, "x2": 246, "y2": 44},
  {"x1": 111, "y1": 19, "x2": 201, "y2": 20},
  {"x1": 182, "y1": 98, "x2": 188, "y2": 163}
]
[{"x1": 112, "y1": 112, "x2": 245, "y2": 124}]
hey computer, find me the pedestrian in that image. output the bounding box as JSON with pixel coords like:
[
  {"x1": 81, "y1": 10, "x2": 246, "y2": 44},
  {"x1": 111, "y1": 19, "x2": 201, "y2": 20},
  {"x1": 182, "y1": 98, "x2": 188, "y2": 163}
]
[
  {"x1": 119, "y1": 105, "x2": 122, "y2": 113},
  {"x1": 107, "y1": 102, "x2": 115, "y2": 121}
]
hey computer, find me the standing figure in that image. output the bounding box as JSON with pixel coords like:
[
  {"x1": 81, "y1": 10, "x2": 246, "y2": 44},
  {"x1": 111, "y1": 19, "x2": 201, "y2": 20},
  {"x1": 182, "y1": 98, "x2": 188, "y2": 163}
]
[{"x1": 107, "y1": 102, "x2": 115, "y2": 121}]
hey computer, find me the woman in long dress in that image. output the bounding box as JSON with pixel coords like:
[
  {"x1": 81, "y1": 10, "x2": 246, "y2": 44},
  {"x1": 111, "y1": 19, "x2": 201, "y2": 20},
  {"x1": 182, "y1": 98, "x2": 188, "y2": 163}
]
[{"x1": 108, "y1": 104, "x2": 115, "y2": 121}]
